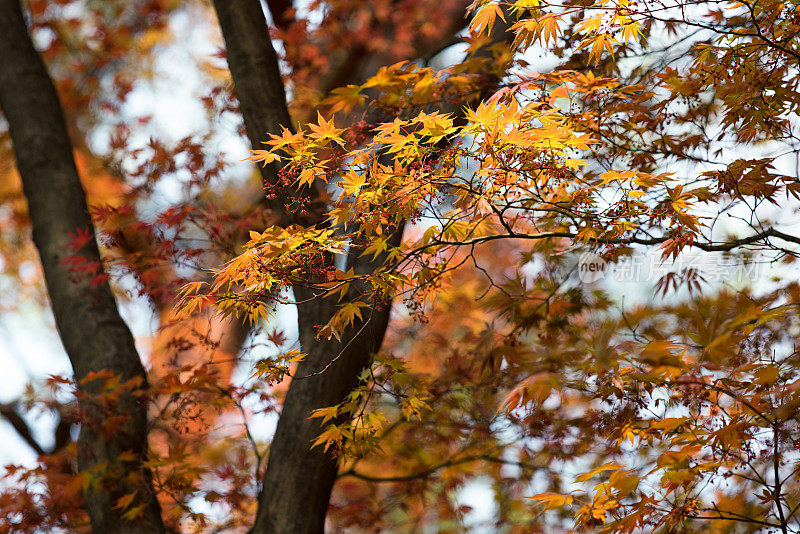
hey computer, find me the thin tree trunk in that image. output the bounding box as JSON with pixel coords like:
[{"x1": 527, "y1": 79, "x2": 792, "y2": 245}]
[
  {"x1": 0, "y1": 1, "x2": 164, "y2": 531},
  {"x1": 212, "y1": 0, "x2": 318, "y2": 225}
]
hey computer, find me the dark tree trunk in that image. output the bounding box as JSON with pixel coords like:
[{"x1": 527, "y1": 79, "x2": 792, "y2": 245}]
[
  {"x1": 211, "y1": 1, "x2": 511, "y2": 531},
  {"x1": 0, "y1": 1, "x2": 164, "y2": 532},
  {"x1": 251, "y1": 286, "x2": 392, "y2": 533},
  {"x1": 212, "y1": 0, "x2": 326, "y2": 228},
  {"x1": 211, "y1": 0, "x2": 290, "y2": 156},
  {"x1": 211, "y1": 1, "x2": 396, "y2": 532}
]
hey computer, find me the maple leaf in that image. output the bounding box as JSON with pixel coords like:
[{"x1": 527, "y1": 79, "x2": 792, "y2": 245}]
[
  {"x1": 529, "y1": 493, "x2": 574, "y2": 511},
  {"x1": 66, "y1": 226, "x2": 94, "y2": 252},
  {"x1": 244, "y1": 149, "x2": 281, "y2": 166}
]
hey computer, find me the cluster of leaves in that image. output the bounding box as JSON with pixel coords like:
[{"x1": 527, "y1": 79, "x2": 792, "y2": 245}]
[
  {"x1": 7, "y1": 0, "x2": 800, "y2": 531},
  {"x1": 176, "y1": 0, "x2": 800, "y2": 531}
]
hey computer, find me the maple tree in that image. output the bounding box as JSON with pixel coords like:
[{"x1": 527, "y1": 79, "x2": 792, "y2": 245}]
[{"x1": 2, "y1": 0, "x2": 800, "y2": 532}]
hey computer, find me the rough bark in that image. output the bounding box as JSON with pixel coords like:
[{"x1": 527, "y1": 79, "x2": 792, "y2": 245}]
[{"x1": 0, "y1": 1, "x2": 164, "y2": 532}]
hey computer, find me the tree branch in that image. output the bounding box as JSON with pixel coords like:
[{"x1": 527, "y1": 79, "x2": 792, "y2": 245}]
[{"x1": 0, "y1": 402, "x2": 46, "y2": 457}]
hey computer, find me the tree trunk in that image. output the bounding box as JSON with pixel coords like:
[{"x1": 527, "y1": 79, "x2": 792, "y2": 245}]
[
  {"x1": 250, "y1": 291, "x2": 391, "y2": 533},
  {"x1": 211, "y1": 1, "x2": 512, "y2": 530},
  {"x1": 212, "y1": 0, "x2": 304, "y2": 224},
  {"x1": 0, "y1": 1, "x2": 164, "y2": 532},
  {"x1": 211, "y1": 1, "x2": 397, "y2": 532}
]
